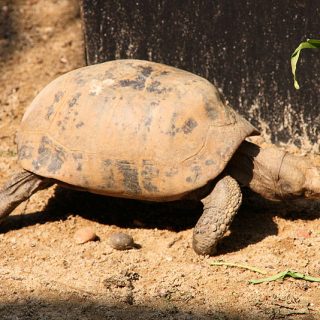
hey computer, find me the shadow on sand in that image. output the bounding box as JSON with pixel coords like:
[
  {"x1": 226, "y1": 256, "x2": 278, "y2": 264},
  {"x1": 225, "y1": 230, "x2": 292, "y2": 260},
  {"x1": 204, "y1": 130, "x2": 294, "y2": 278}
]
[
  {"x1": 2, "y1": 296, "x2": 315, "y2": 320},
  {"x1": 2, "y1": 186, "x2": 319, "y2": 254}
]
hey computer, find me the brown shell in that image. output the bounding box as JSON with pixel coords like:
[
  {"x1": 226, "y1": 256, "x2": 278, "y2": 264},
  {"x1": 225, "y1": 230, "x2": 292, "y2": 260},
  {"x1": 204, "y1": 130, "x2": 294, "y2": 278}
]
[{"x1": 17, "y1": 59, "x2": 258, "y2": 201}]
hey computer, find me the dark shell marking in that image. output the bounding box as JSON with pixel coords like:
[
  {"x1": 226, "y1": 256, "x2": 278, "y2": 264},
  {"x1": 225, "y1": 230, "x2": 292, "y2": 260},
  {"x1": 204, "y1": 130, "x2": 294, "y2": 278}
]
[
  {"x1": 75, "y1": 121, "x2": 84, "y2": 128},
  {"x1": 119, "y1": 76, "x2": 146, "y2": 90},
  {"x1": 54, "y1": 91, "x2": 64, "y2": 103},
  {"x1": 165, "y1": 115, "x2": 197, "y2": 136},
  {"x1": 141, "y1": 160, "x2": 159, "y2": 193},
  {"x1": 118, "y1": 64, "x2": 155, "y2": 90},
  {"x1": 18, "y1": 144, "x2": 33, "y2": 160},
  {"x1": 46, "y1": 105, "x2": 55, "y2": 120},
  {"x1": 186, "y1": 165, "x2": 201, "y2": 183},
  {"x1": 46, "y1": 90, "x2": 64, "y2": 120},
  {"x1": 72, "y1": 153, "x2": 83, "y2": 172},
  {"x1": 102, "y1": 159, "x2": 115, "y2": 189},
  {"x1": 182, "y1": 118, "x2": 198, "y2": 134},
  {"x1": 166, "y1": 112, "x2": 179, "y2": 136},
  {"x1": 68, "y1": 92, "x2": 81, "y2": 108},
  {"x1": 146, "y1": 81, "x2": 168, "y2": 94},
  {"x1": 204, "y1": 100, "x2": 218, "y2": 120},
  {"x1": 139, "y1": 65, "x2": 153, "y2": 77},
  {"x1": 32, "y1": 136, "x2": 66, "y2": 174},
  {"x1": 117, "y1": 160, "x2": 142, "y2": 194},
  {"x1": 165, "y1": 167, "x2": 179, "y2": 177},
  {"x1": 205, "y1": 159, "x2": 215, "y2": 166}
]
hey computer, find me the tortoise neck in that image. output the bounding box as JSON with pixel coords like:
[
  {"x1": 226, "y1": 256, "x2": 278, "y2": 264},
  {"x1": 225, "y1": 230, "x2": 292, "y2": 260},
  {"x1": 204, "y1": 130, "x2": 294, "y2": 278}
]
[{"x1": 227, "y1": 140, "x2": 320, "y2": 201}]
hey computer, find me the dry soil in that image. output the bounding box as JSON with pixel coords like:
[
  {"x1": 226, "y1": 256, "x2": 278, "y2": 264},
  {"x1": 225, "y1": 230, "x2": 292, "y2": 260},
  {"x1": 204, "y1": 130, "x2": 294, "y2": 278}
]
[{"x1": 0, "y1": 1, "x2": 320, "y2": 319}]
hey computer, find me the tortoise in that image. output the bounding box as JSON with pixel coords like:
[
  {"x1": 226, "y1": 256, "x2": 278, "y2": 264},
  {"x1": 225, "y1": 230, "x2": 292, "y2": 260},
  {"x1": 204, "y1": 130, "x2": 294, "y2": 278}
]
[{"x1": 0, "y1": 59, "x2": 319, "y2": 255}]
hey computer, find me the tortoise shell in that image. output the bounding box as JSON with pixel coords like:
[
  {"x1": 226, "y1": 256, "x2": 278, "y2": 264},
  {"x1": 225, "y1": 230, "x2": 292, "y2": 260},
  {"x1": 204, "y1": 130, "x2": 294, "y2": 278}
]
[{"x1": 17, "y1": 59, "x2": 257, "y2": 201}]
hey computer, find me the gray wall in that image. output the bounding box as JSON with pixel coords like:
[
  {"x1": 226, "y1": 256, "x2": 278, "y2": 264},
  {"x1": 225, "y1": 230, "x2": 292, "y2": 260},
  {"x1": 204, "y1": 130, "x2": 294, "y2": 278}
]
[{"x1": 81, "y1": 0, "x2": 320, "y2": 151}]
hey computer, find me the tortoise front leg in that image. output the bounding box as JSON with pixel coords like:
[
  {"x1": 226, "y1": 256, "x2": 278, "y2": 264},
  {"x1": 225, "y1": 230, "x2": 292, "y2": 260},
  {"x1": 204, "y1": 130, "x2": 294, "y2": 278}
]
[
  {"x1": 0, "y1": 169, "x2": 53, "y2": 221},
  {"x1": 192, "y1": 175, "x2": 242, "y2": 255}
]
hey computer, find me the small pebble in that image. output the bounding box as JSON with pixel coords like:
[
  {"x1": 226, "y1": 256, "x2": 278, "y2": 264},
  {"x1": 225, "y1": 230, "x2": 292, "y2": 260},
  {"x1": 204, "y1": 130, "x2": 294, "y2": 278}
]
[
  {"x1": 60, "y1": 56, "x2": 68, "y2": 64},
  {"x1": 108, "y1": 232, "x2": 135, "y2": 250},
  {"x1": 74, "y1": 227, "x2": 98, "y2": 244}
]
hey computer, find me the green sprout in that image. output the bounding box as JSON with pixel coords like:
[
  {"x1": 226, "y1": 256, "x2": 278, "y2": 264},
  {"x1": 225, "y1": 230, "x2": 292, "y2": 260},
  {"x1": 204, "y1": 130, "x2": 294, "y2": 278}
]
[
  {"x1": 210, "y1": 261, "x2": 320, "y2": 285},
  {"x1": 291, "y1": 38, "x2": 320, "y2": 89},
  {"x1": 250, "y1": 270, "x2": 320, "y2": 284}
]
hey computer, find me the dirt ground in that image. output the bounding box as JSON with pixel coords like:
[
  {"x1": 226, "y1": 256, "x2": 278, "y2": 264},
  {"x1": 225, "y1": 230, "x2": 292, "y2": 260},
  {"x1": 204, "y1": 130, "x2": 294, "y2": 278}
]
[{"x1": 0, "y1": 1, "x2": 320, "y2": 319}]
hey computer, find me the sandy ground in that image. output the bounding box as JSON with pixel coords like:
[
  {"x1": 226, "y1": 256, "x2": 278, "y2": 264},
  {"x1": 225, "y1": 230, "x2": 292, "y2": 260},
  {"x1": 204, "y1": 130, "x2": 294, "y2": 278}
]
[{"x1": 0, "y1": 1, "x2": 320, "y2": 319}]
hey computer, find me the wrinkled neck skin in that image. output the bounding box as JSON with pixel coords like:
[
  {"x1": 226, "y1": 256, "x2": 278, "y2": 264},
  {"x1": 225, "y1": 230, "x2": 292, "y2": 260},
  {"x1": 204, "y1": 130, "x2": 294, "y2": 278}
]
[{"x1": 227, "y1": 141, "x2": 320, "y2": 201}]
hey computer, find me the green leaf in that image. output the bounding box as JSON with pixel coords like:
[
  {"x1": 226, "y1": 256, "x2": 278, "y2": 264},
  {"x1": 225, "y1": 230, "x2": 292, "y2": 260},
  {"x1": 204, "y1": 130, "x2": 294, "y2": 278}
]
[
  {"x1": 291, "y1": 38, "x2": 320, "y2": 89},
  {"x1": 210, "y1": 260, "x2": 267, "y2": 274},
  {"x1": 249, "y1": 270, "x2": 320, "y2": 284}
]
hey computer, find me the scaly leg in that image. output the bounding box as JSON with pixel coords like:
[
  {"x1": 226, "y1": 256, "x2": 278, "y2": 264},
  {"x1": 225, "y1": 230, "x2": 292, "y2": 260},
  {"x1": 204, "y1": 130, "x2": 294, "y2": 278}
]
[
  {"x1": 0, "y1": 169, "x2": 53, "y2": 221},
  {"x1": 192, "y1": 175, "x2": 242, "y2": 255}
]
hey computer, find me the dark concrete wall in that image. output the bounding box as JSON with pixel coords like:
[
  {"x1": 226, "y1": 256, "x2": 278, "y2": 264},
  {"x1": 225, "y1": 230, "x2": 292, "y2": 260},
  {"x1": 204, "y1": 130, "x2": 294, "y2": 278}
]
[{"x1": 81, "y1": 0, "x2": 320, "y2": 151}]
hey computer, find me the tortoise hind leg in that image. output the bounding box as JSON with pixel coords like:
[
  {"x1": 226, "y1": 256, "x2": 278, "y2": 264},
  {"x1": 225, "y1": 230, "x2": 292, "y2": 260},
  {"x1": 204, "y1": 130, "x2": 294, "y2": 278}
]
[
  {"x1": 192, "y1": 175, "x2": 242, "y2": 255},
  {"x1": 0, "y1": 169, "x2": 53, "y2": 221}
]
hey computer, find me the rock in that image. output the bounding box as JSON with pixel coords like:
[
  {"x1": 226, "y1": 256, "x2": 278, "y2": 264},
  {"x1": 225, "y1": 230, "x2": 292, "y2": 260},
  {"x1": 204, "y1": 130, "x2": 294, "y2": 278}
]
[
  {"x1": 74, "y1": 227, "x2": 98, "y2": 244},
  {"x1": 108, "y1": 232, "x2": 135, "y2": 250}
]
